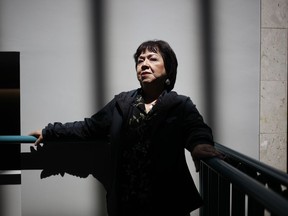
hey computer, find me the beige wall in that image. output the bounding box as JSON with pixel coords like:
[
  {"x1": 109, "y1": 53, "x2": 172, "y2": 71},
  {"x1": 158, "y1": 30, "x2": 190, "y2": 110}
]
[{"x1": 260, "y1": 0, "x2": 288, "y2": 172}]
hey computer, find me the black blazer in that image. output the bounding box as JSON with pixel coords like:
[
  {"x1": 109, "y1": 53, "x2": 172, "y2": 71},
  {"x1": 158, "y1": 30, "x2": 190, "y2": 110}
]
[{"x1": 42, "y1": 89, "x2": 214, "y2": 215}]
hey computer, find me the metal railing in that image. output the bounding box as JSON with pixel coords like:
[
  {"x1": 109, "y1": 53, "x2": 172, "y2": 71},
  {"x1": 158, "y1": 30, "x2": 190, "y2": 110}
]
[
  {"x1": 200, "y1": 142, "x2": 288, "y2": 216},
  {"x1": 1, "y1": 136, "x2": 288, "y2": 215}
]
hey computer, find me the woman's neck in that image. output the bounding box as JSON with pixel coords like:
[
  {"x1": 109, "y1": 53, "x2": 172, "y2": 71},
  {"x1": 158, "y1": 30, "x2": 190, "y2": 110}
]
[{"x1": 142, "y1": 86, "x2": 164, "y2": 104}]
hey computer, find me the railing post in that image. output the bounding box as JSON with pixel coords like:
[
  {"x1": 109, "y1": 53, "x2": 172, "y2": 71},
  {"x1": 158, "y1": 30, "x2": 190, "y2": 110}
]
[
  {"x1": 208, "y1": 169, "x2": 219, "y2": 215},
  {"x1": 200, "y1": 161, "x2": 209, "y2": 216},
  {"x1": 231, "y1": 183, "x2": 245, "y2": 216},
  {"x1": 218, "y1": 176, "x2": 230, "y2": 216},
  {"x1": 200, "y1": 161, "x2": 227, "y2": 216}
]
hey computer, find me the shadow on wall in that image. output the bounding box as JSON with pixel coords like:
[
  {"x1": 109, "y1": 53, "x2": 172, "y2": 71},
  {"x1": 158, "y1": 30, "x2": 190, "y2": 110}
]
[
  {"x1": 25, "y1": 141, "x2": 110, "y2": 190},
  {"x1": 90, "y1": 0, "x2": 107, "y2": 108},
  {"x1": 198, "y1": 0, "x2": 216, "y2": 128}
]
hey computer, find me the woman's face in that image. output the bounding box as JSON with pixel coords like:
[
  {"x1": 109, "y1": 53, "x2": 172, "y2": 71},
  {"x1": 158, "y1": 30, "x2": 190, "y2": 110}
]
[{"x1": 136, "y1": 49, "x2": 167, "y2": 89}]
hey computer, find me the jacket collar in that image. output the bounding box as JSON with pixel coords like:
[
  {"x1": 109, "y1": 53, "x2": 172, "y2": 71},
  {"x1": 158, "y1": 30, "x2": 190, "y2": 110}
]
[
  {"x1": 153, "y1": 90, "x2": 183, "y2": 112},
  {"x1": 114, "y1": 89, "x2": 139, "y2": 118},
  {"x1": 115, "y1": 88, "x2": 184, "y2": 119}
]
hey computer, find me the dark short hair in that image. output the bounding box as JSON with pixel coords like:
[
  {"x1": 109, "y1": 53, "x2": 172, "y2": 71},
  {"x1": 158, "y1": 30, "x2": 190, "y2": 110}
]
[{"x1": 133, "y1": 40, "x2": 178, "y2": 91}]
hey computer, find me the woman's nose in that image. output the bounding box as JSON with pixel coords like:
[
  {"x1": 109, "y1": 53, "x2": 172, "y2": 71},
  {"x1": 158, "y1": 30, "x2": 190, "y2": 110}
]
[
  {"x1": 141, "y1": 64, "x2": 149, "y2": 70},
  {"x1": 141, "y1": 59, "x2": 149, "y2": 69}
]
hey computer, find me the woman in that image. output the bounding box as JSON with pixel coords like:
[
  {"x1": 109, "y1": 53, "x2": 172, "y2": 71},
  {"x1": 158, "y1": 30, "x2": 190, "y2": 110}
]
[{"x1": 30, "y1": 40, "x2": 221, "y2": 216}]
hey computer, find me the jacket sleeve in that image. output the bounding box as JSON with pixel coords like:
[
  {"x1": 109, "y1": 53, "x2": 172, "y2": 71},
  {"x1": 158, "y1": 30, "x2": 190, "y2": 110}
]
[
  {"x1": 182, "y1": 97, "x2": 214, "y2": 152},
  {"x1": 42, "y1": 99, "x2": 116, "y2": 141}
]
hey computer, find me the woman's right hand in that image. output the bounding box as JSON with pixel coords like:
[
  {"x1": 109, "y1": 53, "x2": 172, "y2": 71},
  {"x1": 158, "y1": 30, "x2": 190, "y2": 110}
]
[{"x1": 29, "y1": 129, "x2": 43, "y2": 146}]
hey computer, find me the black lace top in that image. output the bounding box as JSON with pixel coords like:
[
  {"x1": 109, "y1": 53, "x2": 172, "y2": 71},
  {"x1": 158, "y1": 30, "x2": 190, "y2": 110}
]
[{"x1": 119, "y1": 93, "x2": 157, "y2": 216}]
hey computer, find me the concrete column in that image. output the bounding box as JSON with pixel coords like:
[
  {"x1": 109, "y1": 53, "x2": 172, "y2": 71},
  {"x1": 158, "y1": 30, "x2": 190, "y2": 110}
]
[{"x1": 260, "y1": 0, "x2": 288, "y2": 172}]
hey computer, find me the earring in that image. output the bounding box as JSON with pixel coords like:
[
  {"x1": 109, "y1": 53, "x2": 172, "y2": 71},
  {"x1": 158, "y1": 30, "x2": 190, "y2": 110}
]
[{"x1": 165, "y1": 79, "x2": 171, "y2": 86}]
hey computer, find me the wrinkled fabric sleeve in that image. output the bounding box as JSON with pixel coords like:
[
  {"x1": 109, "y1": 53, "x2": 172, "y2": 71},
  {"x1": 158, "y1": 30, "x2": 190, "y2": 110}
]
[
  {"x1": 182, "y1": 97, "x2": 214, "y2": 152},
  {"x1": 42, "y1": 99, "x2": 116, "y2": 142}
]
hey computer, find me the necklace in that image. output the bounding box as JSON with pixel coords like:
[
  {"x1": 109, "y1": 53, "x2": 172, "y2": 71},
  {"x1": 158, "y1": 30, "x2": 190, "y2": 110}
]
[{"x1": 145, "y1": 99, "x2": 157, "y2": 113}]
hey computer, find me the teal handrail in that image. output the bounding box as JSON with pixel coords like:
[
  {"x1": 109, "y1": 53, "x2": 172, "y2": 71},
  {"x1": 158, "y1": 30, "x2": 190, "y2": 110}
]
[{"x1": 0, "y1": 135, "x2": 37, "y2": 143}]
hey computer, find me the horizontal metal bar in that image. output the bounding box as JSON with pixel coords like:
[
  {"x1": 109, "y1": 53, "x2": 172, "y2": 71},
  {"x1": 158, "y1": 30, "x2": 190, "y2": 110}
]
[
  {"x1": 0, "y1": 170, "x2": 21, "y2": 175},
  {"x1": 215, "y1": 142, "x2": 288, "y2": 186},
  {"x1": 0, "y1": 135, "x2": 37, "y2": 144},
  {"x1": 203, "y1": 157, "x2": 288, "y2": 216},
  {"x1": 0, "y1": 135, "x2": 99, "y2": 145}
]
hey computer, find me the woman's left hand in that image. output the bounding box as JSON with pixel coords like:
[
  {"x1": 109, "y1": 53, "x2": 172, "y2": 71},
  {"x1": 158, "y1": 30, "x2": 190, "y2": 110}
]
[
  {"x1": 191, "y1": 144, "x2": 224, "y2": 172},
  {"x1": 29, "y1": 129, "x2": 43, "y2": 146}
]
